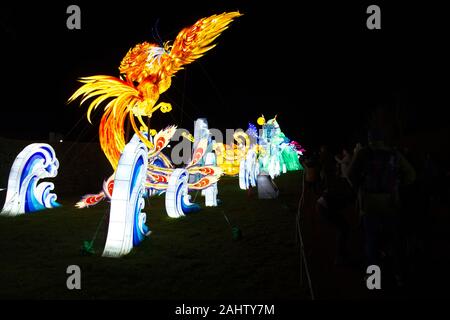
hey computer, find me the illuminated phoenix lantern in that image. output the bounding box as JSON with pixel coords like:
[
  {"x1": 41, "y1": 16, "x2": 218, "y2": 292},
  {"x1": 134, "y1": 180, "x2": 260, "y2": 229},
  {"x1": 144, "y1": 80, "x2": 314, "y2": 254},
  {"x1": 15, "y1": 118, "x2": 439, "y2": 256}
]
[
  {"x1": 69, "y1": 12, "x2": 242, "y2": 169},
  {"x1": 69, "y1": 12, "x2": 242, "y2": 209}
]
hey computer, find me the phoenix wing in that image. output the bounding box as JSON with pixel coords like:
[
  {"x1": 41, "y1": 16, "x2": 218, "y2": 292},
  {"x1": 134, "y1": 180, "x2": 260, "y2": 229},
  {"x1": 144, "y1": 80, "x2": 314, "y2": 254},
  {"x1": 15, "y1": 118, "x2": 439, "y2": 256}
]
[{"x1": 165, "y1": 12, "x2": 242, "y2": 75}]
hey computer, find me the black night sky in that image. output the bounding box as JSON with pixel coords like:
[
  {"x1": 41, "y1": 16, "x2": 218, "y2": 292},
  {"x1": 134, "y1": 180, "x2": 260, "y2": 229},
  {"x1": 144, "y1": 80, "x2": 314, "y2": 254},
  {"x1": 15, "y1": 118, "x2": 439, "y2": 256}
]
[{"x1": 1, "y1": 1, "x2": 449, "y2": 150}]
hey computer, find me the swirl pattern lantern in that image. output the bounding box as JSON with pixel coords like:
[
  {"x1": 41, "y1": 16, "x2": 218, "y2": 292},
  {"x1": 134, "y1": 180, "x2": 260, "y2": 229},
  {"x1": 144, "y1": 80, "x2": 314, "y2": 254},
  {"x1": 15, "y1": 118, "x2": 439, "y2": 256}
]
[
  {"x1": 75, "y1": 126, "x2": 223, "y2": 214},
  {"x1": 102, "y1": 134, "x2": 150, "y2": 258},
  {"x1": 165, "y1": 169, "x2": 200, "y2": 218},
  {"x1": 201, "y1": 152, "x2": 219, "y2": 206},
  {"x1": 1, "y1": 144, "x2": 60, "y2": 216}
]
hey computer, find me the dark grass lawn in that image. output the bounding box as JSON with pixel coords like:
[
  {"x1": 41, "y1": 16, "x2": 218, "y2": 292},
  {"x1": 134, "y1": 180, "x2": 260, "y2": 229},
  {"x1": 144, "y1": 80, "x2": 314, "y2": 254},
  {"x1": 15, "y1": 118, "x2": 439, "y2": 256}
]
[{"x1": 0, "y1": 172, "x2": 306, "y2": 300}]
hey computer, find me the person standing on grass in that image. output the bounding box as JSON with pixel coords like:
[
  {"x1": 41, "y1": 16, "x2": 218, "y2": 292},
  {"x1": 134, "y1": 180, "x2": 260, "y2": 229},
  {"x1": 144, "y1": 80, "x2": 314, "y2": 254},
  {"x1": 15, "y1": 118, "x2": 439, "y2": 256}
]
[
  {"x1": 316, "y1": 146, "x2": 354, "y2": 265},
  {"x1": 302, "y1": 152, "x2": 320, "y2": 195},
  {"x1": 335, "y1": 147, "x2": 352, "y2": 179},
  {"x1": 347, "y1": 129, "x2": 416, "y2": 286}
]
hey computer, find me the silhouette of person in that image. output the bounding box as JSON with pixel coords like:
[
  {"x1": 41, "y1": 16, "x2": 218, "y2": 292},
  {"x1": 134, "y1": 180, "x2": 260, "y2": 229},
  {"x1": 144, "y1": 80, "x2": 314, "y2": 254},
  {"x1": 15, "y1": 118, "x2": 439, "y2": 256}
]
[{"x1": 348, "y1": 129, "x2": 416, "y2": 286}]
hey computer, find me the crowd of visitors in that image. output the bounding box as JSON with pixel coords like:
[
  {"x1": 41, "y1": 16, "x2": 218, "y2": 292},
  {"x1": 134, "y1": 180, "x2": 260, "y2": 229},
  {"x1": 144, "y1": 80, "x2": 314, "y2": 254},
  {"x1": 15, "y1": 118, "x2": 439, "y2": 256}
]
[{"x1": 300, "y1": 128, "x2": 448, "y2": 288}]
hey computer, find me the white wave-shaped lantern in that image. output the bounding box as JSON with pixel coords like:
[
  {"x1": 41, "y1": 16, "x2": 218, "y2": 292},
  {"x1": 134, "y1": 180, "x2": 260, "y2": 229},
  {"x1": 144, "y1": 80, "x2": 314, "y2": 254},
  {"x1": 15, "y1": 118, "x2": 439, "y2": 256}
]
[
  {"x1": 165, "y1": 168, "x2": 200, "y2": 218},
  {"x1": 102, "y1": 134, "x2": 150, "y2": 258},
  {"x1": 1, "y1": 143, "x2": 60, "y2": 216}
]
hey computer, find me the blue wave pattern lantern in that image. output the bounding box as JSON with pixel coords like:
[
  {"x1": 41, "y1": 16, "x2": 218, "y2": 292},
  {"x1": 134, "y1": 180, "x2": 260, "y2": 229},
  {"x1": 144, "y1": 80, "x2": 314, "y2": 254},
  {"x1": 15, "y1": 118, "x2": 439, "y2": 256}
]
[
  {"x1": 165, "y1": 169, "x2": 201, "y2": 218},
  {"x1": 102, "y1": 134, "x2": 150, "y2": 258},
  {"x1": 1, "y1": 144, "x2": 60, "y2": 216}
]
